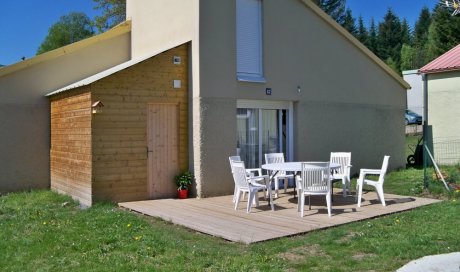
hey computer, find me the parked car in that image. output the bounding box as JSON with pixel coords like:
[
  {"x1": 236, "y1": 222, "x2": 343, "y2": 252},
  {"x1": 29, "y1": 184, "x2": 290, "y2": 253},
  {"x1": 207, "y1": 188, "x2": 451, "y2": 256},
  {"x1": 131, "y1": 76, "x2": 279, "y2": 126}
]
[{"x1": 405, "y1": 109, "x2": 422, "y2": 125}]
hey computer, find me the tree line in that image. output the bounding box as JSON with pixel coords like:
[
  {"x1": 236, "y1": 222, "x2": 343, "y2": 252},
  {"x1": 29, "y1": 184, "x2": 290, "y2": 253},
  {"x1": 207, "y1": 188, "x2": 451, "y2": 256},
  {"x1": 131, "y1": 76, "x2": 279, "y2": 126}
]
[
  {"x1": 313, "y1": 0, "x2": 460, "y2": 73},
  {"x1": 37, "y1": 0, "x2": 125, "y2": 55},
  {"x1": 38, "y1": 0, "x2": 460, "y2": 74}
]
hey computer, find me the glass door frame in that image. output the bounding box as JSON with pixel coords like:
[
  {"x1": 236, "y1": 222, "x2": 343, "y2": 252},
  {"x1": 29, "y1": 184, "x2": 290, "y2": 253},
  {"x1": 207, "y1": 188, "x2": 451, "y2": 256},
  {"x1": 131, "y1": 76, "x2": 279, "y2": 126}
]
[{"x1": 237, "y1": 99, "x2": 294, "y2": 164}]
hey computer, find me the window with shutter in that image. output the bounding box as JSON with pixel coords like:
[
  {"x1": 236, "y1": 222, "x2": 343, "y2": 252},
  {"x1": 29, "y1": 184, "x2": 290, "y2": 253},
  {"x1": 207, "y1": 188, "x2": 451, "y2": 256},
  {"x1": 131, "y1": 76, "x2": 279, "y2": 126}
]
[{"x1": 236, "y1": 0, "x2": 265, "y2": 83}]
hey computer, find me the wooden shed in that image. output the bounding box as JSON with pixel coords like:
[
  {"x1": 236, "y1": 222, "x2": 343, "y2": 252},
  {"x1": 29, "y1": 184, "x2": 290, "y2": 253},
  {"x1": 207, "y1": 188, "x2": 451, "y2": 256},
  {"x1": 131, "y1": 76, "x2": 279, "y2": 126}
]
[{"x1": 47, "y1": 43, "x2": 189, "y2": 206}]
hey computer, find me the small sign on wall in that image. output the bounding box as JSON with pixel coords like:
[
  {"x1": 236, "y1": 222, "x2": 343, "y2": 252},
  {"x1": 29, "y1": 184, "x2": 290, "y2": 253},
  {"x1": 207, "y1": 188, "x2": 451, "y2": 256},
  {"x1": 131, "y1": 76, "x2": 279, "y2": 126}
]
[
  {"x1": 173, "y1": 56, "x2": 181, "y2": 65},
  {"x1": 266, "y1": 88, "x2": 272, "y2": 95},
  {"x1": 173, "y1": 80, "x2": 182, "y2": 89}
]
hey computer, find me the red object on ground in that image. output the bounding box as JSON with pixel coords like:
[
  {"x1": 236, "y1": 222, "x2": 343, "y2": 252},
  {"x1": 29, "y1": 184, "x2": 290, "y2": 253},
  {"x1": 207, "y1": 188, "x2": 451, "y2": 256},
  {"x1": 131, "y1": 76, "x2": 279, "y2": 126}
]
[{"x1": 177, "y1": 189, "x2": 188, "y2": 199}]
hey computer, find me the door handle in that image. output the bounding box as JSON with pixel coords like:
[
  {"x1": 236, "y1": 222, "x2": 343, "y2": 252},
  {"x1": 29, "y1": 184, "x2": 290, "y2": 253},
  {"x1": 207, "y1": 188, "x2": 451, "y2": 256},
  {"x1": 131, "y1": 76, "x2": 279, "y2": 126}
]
[{"x1": 146, "y1": 147, "x2": 153, "y2": 157}]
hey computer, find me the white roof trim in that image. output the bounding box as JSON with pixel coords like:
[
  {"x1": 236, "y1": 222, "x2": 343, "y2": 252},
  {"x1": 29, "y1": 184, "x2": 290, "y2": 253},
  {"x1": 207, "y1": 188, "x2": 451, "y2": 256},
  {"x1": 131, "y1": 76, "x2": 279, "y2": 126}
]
[
  {"x1": 46, "y1": 40, "x2": 190, "y2": 97},
  {"x1": 402, "y1": 69, "x2": 419, "y2": 75}
]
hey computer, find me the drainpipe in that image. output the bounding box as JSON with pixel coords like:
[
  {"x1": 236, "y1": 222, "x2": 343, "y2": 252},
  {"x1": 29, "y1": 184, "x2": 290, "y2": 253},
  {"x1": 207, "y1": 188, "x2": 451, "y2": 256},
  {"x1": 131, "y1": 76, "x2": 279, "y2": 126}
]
[{"x1": 422, "y1": 73, "x2": 428, "y2": 189}]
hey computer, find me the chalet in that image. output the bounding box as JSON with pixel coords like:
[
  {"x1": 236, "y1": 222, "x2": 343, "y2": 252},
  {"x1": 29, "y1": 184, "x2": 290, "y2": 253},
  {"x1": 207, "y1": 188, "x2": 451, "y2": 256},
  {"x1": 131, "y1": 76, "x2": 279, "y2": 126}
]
[{"x1": 0, "y1": 0, "x2": 410, "y2": 206}]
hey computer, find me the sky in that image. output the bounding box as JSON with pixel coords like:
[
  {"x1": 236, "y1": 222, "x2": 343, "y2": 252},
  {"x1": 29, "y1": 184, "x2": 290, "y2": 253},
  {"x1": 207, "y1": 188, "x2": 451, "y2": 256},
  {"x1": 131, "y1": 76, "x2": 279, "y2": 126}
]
[
  {"x1": 0, "y1": 0, "x2": 439, "y2": 66},
  {"x1": 0, "y1": 1, "x2": 101, "y2": 66}
]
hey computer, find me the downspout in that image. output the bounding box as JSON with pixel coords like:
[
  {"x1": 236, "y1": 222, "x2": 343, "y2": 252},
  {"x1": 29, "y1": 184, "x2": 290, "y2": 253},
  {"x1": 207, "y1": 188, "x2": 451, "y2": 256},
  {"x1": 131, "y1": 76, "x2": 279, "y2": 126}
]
[{"x1": 422, "y1": 73, "x2": 428, "y2": 188}]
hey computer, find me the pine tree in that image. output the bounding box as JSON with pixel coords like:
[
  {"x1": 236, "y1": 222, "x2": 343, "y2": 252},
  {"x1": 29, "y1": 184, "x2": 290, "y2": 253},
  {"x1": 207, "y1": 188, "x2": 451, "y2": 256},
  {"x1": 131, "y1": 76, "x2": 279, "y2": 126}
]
[
  {"x1": 357, "y1": 16, "x2": 369, "y2": 47},
  {"x1": 311, "y1": 0, "x2": 346, "y2": 25},
  {"x1": 377, "y1": 8, "x2": 403, "y2": 70},
  {"x1": 414, "y1": 6, "x2": 431, "y2": 46},
  {"x1": 426, "y1": 4, "x2": 460, "y2": 63},
  {"x1": 342, "y1": 8, "x2": 357, "y2": 36},
  {"x1": 412, "y1": 6, "x2": 432, "y2": 68},
  {"x1": 399, "y1": 19, "x2": 413, "y2": 71},
  {"x1": 368, "y1": 18, "x2": 378, "y2": 53},
  {"x1": 400, "y1": 19, "x2": 412, "y2": 46}
]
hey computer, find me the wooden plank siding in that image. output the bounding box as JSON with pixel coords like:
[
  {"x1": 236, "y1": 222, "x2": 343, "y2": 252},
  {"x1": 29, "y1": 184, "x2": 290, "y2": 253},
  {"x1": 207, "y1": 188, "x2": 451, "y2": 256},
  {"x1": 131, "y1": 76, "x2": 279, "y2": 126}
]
[
  {"x1": 48, "y1": 43, "x2": 189, "y2": 206},
  {"x1": 91, "y1": 43, "x2": 189, "y2": 203},
  {"x1": 50, "y1": 88, "x2": 92, "y2": 207}
]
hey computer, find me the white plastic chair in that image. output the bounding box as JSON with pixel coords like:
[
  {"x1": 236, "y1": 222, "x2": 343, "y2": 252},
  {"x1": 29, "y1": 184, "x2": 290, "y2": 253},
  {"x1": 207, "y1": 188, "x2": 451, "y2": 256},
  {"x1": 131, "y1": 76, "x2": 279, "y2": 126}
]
[
  {"x1": 330, "y1": 152, "x2": 352, "y2": 198},
  {"x1": 264, "y1": 153, "x2": 294, "y2": 198},
  {"x1": 231, "y1": 161, "x2": 269, "y2": 213},
  {"x1": 229, "y1": 156, "x2": 268, "y2": 203},
  {"x1": 356, "y1": 156, "x2": 390, "y2": 207},
  {"x1": 296, "y1": 162, "x2": 332, "y2": 217}
]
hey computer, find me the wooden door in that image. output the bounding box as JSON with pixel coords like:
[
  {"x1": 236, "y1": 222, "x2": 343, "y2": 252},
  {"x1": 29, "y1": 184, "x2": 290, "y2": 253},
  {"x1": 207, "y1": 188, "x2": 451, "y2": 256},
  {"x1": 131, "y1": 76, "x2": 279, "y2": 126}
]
[{"x1": 147, "y1": 103, "x2": 179, "y2": 199}]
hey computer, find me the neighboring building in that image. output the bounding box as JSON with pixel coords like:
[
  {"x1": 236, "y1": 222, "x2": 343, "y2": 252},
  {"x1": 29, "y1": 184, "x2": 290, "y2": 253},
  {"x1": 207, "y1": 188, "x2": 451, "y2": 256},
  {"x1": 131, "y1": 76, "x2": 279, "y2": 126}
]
[
  {"x1": 2, "y1": 0, "x2": 410, "y2": 205},
  {"x1": 403, "y1": 70, "x2": 424, "y2": 121},
  {"x1": 420, "y1": 44, "x2": 460, "y2": 165},
  {"x1": 0, "y1": 22, "x2": 131, "y2": 193}
]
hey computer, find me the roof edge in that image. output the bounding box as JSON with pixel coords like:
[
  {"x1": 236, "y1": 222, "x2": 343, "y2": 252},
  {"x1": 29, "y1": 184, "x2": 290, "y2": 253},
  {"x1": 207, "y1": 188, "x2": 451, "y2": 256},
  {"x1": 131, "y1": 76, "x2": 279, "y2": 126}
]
[
  {"x1": 419, "y1": 67, "x2": 460, "y2": 75},
  {"x1": 0, "y1": 20, "x2": 132, "y2": 78},
  {"x1": 299, "y1": 0, "x2": 411, "y2": 90},
  {"x1": 419, "y1": 43, "x2": 460, "y2": 74},
  {"x1": 402, "y1": 69, "x2": 420, "y2": 75},
  {"x1": 46, "y1": 39, "x2": 191, "y2": 97}
]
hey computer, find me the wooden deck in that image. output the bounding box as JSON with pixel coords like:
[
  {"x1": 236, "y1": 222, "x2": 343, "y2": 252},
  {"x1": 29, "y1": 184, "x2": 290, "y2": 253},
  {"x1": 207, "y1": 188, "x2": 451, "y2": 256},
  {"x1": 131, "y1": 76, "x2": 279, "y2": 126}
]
[{"x1": 119, "y1": 190, "x2": 440, "y2": 244}]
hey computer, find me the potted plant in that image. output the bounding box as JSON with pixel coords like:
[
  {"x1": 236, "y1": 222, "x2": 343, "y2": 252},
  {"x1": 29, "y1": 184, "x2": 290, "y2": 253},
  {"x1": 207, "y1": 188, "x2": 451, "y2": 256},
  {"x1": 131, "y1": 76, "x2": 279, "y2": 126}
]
[{"x1": 174, "y1": 171, "x2": 194, "y2": 199}]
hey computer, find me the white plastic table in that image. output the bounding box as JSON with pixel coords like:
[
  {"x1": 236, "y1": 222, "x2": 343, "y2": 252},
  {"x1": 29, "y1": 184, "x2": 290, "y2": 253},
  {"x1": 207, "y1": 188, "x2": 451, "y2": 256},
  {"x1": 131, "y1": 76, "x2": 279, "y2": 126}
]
[{"x1": 261, "y1": 162, "x2": 341, "y2": 211}]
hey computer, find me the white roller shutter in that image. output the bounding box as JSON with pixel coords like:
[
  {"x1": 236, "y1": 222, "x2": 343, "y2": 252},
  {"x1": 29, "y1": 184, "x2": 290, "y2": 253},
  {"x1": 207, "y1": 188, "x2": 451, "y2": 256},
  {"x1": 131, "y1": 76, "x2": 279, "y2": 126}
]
[{"x1": 236, "y1": 0, "x2": 264, "y2": 82}]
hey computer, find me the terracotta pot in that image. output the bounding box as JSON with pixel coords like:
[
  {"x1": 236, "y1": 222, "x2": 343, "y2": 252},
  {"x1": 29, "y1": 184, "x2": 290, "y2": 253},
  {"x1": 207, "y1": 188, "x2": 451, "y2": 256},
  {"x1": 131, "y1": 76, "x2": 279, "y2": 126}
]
[{"x1": 177, "y1": 189, "x2": 188, "y2": 199}]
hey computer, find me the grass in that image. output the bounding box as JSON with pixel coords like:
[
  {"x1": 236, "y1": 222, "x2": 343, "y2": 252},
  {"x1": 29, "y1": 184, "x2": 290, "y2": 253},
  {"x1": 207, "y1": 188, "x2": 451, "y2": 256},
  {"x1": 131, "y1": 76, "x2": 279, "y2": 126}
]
[
  {"x1": 1, "y1": 135, "x2": 459, "y2": 271},
  {"x1": 1, "y1": 178, "x2": 460, "y2": 271}
]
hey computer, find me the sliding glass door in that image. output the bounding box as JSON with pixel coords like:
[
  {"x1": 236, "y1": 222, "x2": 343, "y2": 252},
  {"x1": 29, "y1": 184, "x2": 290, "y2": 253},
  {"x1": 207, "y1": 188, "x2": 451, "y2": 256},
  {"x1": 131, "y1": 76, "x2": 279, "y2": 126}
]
[
  {"x1": 237, "y1": 102, "x2": 292, "y2": 168},
  {"x1": 237, "y1": 108, "x2": 260, "y2": 168}
]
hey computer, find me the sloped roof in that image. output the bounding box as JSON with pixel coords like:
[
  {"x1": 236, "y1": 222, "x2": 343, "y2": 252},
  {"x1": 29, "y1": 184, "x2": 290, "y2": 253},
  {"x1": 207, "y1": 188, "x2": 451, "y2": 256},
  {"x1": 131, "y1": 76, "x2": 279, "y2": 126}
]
[
  {"x1": 420, "y1": 44, "x2": 460, "y2": 74},
  {"x1": 46, "y1": 39, "x2": 190, "y2": 97},
  {"x1": 0, "y1": 21, "x2": 131, "y2": 78},
  {"x1": 299, "y1": 0, "x2": 410, "y2": 89}
]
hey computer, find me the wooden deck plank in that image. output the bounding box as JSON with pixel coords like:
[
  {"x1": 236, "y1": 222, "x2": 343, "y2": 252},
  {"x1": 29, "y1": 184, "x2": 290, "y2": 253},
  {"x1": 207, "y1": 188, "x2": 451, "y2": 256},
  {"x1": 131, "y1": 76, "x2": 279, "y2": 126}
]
[
  {"x1": 119, "y1": 190, "x2": 441, "y2": 244},
  {"x1": 122, "y1": 200, "x2": 288, "y2": 242}
]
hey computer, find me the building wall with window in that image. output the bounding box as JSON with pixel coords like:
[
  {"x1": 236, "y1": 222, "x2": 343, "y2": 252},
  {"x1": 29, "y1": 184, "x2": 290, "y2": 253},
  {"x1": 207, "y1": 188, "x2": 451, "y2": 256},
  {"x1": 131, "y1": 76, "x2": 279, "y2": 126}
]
[
  {"x1": 195, "y1": 0, "x2": 408, "y2": 196},
  {"x1": 118, "y1": 0, "x2": 409, "y2": 198}
]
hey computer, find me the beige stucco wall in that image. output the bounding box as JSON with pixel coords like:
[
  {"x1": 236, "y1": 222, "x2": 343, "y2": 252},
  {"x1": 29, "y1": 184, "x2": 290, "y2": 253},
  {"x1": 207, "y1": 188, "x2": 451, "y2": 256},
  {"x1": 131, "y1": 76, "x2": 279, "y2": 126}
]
[
  {"x1": 126, "y1": 0, "x2": 199, "y2": 61},
  {"x1": 427, "y1": 70, "x2": 460, "y2": 164},
  {"x1": 0, "y1": 33, "x2": 130, "y2": 193},
  {"x1": 120, "y1": 0, "x2": 407, "y2": 197},
  {"x1": 195, "y1": 0, "x2": 407, "y2": 196}
]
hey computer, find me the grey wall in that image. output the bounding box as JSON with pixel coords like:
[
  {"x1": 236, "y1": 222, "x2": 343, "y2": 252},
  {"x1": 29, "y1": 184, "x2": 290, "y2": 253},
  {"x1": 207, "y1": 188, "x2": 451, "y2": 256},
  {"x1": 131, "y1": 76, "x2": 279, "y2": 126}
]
[{"x1": 195, "y1": 0, "x2": 407, "y2": 196}]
